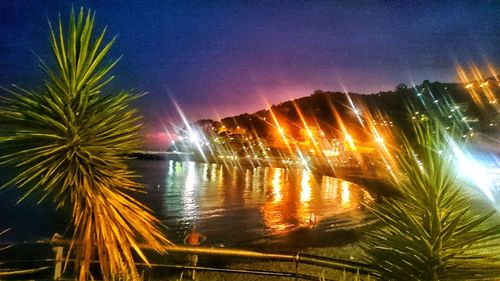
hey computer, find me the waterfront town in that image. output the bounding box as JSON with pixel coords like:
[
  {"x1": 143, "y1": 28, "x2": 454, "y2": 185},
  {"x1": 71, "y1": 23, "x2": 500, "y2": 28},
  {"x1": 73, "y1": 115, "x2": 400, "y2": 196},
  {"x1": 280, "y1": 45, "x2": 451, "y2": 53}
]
[{"x1": 1, "y1": 1, "x2": 500, "y2": 281}]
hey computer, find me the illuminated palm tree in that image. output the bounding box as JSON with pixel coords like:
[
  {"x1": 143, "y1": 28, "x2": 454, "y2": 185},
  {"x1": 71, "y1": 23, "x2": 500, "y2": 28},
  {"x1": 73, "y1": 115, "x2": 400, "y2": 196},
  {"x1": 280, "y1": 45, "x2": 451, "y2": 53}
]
[
  {"x1": 363, "y1": 123, "x2": 500, "y2": 280},
  {"x1": 0, "y1": 8, "x2": 171, "y2": 281}
]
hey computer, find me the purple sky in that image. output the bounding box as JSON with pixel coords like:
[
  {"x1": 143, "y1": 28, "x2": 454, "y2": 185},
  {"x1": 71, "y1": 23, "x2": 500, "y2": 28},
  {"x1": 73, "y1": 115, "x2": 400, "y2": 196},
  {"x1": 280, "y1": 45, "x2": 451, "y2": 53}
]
[{"x1": 1, "y1": 1, "x2": 499, "y2": 148}]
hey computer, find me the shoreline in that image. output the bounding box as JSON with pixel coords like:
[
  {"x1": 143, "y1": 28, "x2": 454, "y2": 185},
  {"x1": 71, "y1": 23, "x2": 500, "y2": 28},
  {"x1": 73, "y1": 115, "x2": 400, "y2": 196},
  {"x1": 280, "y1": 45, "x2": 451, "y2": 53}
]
[
  {"x1": 199, "y1": 244, "x2": 368, "y2": 281},
  {"x1": 145, "y1": 214, "x2": 381, "y2": 280},
  {"x1": 149, "y1": 240, "x2": 372, "y2": 281}
]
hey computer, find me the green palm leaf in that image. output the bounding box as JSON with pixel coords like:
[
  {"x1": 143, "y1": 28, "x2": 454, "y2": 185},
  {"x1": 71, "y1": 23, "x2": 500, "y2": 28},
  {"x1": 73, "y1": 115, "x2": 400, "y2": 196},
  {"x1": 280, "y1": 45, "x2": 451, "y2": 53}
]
[
  {"x1": 362, "y1": 123, "x2": 500, "y2": 280},
  {"x1": 0, "y1": 8, "x2": 171, "y2": 281}
]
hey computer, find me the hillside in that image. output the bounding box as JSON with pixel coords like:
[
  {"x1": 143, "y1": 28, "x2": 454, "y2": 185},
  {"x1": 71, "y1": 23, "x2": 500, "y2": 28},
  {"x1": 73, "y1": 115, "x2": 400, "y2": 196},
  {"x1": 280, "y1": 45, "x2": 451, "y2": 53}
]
[{"x1": 210, "y1": 80, "x2": 498, "y2": 144}]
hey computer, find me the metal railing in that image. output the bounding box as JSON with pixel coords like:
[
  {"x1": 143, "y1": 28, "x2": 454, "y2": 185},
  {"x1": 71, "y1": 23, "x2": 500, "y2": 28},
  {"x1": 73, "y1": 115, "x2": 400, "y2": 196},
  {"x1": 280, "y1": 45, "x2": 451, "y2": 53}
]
[{"x1": 1, "y1": 235, "x2": 376, "y2": 280}]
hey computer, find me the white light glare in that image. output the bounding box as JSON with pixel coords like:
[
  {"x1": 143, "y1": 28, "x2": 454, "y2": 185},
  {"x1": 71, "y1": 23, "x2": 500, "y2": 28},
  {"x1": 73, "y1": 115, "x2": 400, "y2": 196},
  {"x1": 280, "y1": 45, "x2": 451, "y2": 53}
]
[
  {"x1": 189, "y1": 131, "x2": 201, "y2": 143},
  {"x1": 451, "y1": 143, "x2": 497, "y2": 203}
]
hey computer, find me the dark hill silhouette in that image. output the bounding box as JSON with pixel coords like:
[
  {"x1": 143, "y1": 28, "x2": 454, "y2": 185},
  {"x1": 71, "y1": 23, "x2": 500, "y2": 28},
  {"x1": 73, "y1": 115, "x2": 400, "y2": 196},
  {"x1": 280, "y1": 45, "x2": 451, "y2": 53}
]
[
  {"x1": 207, "y1": 80, "x2": 498, "y2": 143},
  {"x1": 183, "y1": 79, "x2": 498, "y2": 152}
]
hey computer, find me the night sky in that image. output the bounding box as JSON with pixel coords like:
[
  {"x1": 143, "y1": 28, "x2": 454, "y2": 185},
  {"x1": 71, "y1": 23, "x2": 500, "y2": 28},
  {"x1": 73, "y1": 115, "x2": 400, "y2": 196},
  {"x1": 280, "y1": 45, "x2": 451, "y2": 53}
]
[{"x1": 1, "y1": 1, "x2": 499, "y2": 149}]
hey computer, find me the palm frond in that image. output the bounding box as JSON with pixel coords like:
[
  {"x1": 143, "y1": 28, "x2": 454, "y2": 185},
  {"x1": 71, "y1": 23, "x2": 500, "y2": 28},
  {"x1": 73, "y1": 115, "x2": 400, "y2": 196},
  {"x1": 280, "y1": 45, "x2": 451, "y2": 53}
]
[
  {"x1": 362, "y1": 122, "x2": 500, "y2": 280},
  {"x1": 0, "y1": 7, "x2": 171, "y2": 281}
]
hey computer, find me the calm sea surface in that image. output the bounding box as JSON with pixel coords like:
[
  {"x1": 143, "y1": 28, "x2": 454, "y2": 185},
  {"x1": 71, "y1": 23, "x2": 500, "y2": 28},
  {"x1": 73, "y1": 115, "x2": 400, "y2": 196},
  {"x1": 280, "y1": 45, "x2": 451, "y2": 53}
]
[{"x1": 0, "y1": 160, "x2": 376, "y2": 249}]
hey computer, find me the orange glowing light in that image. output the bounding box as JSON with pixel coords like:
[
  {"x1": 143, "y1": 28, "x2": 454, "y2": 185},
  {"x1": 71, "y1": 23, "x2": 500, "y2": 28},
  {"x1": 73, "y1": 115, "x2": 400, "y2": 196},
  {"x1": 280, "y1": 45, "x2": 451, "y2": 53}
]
[
  {"x1": 292, "y1": 101, "x2": 322, "y2": 153},
  {"x1": 457, "y1": 63, "x2": 500, "y2": 112},
  {"x1": 265, "y1": 104, "x2": 295, "y2": 155}
]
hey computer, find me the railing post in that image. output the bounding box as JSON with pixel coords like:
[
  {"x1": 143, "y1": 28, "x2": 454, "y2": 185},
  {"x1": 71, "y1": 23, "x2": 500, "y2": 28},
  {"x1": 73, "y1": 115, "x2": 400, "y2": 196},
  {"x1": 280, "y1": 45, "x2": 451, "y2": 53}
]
[
  {"x1": 51, "y1": 233, "x2": 64, "y2": 281},
  {"x1": 294, "y1": 252, "x2": 300, "y2": 281}
]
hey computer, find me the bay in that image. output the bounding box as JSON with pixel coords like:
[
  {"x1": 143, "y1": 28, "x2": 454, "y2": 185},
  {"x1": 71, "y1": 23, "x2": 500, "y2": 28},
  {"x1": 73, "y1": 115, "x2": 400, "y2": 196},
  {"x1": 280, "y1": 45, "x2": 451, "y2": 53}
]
[{"x1": 0, "y1": 160, "x2": 376, "y2": 250}]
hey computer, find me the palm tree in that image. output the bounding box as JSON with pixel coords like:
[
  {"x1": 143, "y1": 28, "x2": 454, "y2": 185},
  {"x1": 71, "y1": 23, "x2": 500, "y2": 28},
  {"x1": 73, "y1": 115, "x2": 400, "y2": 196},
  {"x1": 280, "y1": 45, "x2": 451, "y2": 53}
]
[
  {"x1": 0, "y1": 8, "x2": 171, "y2": 280},
  {"x1": 362, "y1": 123, "x2": 500, "y2": 280}
]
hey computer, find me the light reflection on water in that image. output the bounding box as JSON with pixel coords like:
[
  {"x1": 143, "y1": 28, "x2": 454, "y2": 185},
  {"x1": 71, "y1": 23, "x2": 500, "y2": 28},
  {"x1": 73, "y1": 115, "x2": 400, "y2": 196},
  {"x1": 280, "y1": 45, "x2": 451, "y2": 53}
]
[
  {"x1": 341, "y1": 181, "x2": 351, "y2": 208},
  {"x1": 130, "y1": 160, "x2": 375, "y2": 247},
  {"x1": 181, "y1": 162, "x2": 197, "y2": 221}
]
